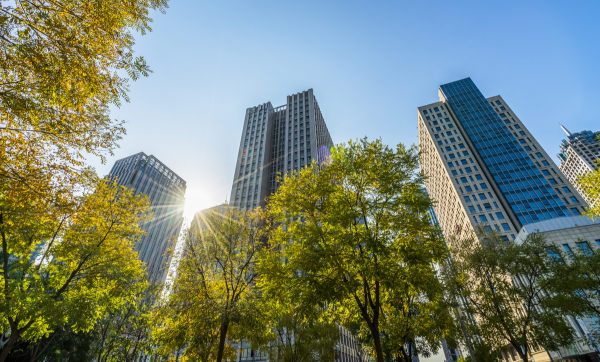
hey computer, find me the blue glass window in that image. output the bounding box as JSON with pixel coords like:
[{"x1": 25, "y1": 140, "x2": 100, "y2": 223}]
[
  {"x1": 464, "y1": 196, "x2": 471, "y2": 202},
  {"x1": 485, "y1": 226, "x2": 493, "y2": 232},
  {"x1": 461, "y1": 160, "x2": 468, "y2": 165},
  {"x1": 542, "y1": 160, "x2": 549, "y2": 166},
  {"x1": 548, "y1": 179, "x2": 557, "y2": 185},
  {"x1": 468, "y1": 206, "x2": 476, "y2": 212},
  {"x1": 446, "y1": 131, "x2": 452, "y2": 136},
  {"x1": 461, "y1": 177, "x2": 468, "y2": 183},
  {"x1": 542, "y1": 170, "x2": 550, "y2": 176},
  {"x1": 576, "y1": 241, "x2": 593, "y2": 256},
  {"x1": 479, "y1": 193, "x2": 487, "y2": 200},
  {"x1": 547, "y1": 247, "x2": 563, "y2": 263},
  {"x1": 423, "y1": 110, "x2": 428, "y2": 115},
  {"x1": 500, "y1": 113, "x2": 506, "y2": 118},
  {"x1": 480, "y1": 183, "x2": 488, "y2": 189},
  {"x1": 439, "y1": 78, "x2": 568, "y2": 226},
  {"x1": 465, "y1": 186, "x2": 472, "y2": 192},
  {"x1": 495, "y1": 101, "x2": 501, "y2": 105},
  {"x1": 562, "y1": 187, "x2": 570, "y2": 193},
  {"x1": 519, "y1": 131, "x2": 525, "y2": 136},
  {"x1": 445, "y1": 147, "x2": 452, "y2": 151},
  {"x1": 465, "y1": 167, "x2": 472, "y2": 173},
  {"x1": 571, "y1": 208, "x2": 580, "y2": 215},
  {"x1": 426, "y1": 116, "x2": 431, "y2": 120},
  {"x1": 502, "y1": 223, "x2": 510, "y2": 231},
  {"x1": 496, "y1": 212, "x2": 504, "y2": 219},
  {"x1": 570, "y1": 196, "x2": 578, "y2": 203},
  {"x1": 519, "y1": 139, "x2": 526, "y2": 144},
  {"x1": 434, "y1": 107, "x2": 439, "y2": 112},
  {"x1": 450, "y1": 138, "x2": 456, "y2": 143},
  {"x1": 462, "y1": 151, "x2": 469, "y2": 156},
  {"x1": 524, "y1": 146, "x2": 531, "y2": 151},
  {"x1": 449, "y1": 154, "x2": 456, "y2": 159},
  {"x1": 563, "y1": 244, "x2": 574, "y2": 257},
  {"x1": 437, "y1": 141, "x2": 443, "y2": 145},
  {"x1": 479, "y1": 215, "x2": 488, "y2": 222},
  {"x1": 433, "y1": 121, "x2": 439, "y2": 125},
  {"x1": 445, "y1": 118, "x2": 450, "y2": 122},
  {"x1": 436, "y1": 127, "x2": 441, "y2": 131},
  {"x1": 536, "y1": 153, "x2": 543, "y2": 158},
  {"x1": 451, "y1": 170, "x2": 458, "y2": 175},
  {"x1": 448, "y1": 162, "x2": 454, "y2": 168},
  {"x1": 448, "y1": 124, "x2": 454, "y2": 128},
  {"x1": 484, "y1": 203, "x2": 492, "y2": 210},
  {"x1": 513, "y1": 124, "x2": 520, "y2": 129},
  {"x1": 435, "y1": 135, "x2": 439, "y2": 139},
  {"x1": 459, "y1": 144, "x2": 465, "y2": 149},
  {"x1": 475, "y1": 174, "x2": 483, "y2": 180}
]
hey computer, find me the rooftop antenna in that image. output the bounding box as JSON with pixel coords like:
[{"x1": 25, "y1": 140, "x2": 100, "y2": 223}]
[{"x1": 559, "y1": 123, "x2": 572, "y2": 137}]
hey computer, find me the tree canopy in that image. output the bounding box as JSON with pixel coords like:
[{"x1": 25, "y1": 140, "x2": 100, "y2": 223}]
[{"x1": 258, "y1": 138, "x2": 453, "y2": 362}]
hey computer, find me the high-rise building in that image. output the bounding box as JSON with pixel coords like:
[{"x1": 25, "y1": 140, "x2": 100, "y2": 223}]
[
  {"x1": 557, "y1": 126, "x2": 600, "y2": 206},
  {"x1": 229, "y1": 89, "x2": 333, "y2": 210},
  {"x1": 419, "y1": 78, "x2": 600, "y2": 362},
  {"x1": 108, "y1": 152, "x2": 186, "y2": 283},
  {"x1": 418, "y1": 77, "x2": 589, "y2": 244}
]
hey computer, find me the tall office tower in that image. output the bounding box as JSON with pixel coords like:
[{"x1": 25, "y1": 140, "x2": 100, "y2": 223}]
[
  {"x1": 109, "y1": 152, "x2": 186, "y2": 283},
  {"x1": 229, "y1": 89, "x2": 333, "y2": 210},
  {"x1": 557, "y1": 126, "x2": 600, "y2": 206},
  {"x1": 418, "y1": 78, "x2": 589, "y2": 244}
]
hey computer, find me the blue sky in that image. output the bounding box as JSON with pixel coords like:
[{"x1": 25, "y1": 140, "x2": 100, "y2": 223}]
[{"x1": 91, "y1": 0, "x2": 599, "y2": 223}]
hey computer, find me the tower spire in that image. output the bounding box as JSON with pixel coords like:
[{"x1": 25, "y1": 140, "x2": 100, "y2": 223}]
[{"x1": 560, "y1": 123, "x2": 572, "y2": 137}]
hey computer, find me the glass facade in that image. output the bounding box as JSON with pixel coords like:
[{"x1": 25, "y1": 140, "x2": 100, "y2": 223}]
[{"x1": 440, "y1": 78, "x2": 571, "y2": 225}]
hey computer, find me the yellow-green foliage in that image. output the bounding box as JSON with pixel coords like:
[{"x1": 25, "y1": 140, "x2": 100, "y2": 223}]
[{"x1": 258, "y1": 138, "x2": 454, "y2": 362}]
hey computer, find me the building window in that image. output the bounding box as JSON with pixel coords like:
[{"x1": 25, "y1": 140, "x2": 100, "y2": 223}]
[
  {"x1": 484, "y1": 203, "x2": 492, "y2": 210},
  {"x1": 496, "y1": 101, "x2": 501, "y2": 105},
  {"x1": 570, "y1": 196, "x2": 578, "y2": 203},
  {"x1": 562, "y1": 187, "x2": 571, "y2": 193},
  {"x1": 465, "y1": 186, "x2": 472, "y2": 192},
  {"x1": 479, "y1": 193, "x2": 487, "y2": 200},
  {"x1": 542, "y1": 160, "x2": 549, "y2": 166},
  {"x1": 468, "y1": 206, "x2": 476, "y2": 212},
  {"x1": 451, "y1": 170, "x2": 458, "y2": 176},
  {"x1": 501, "y1": 223, "x2": 510, "y2": 231},
  {"x1": 450, "y1": 138, "x2": 456, "y2": 143},
  {"x1": 536, "y1": 153, "x2": 543, "y2": 158},
  {"x1": 576, "y1": 241, "x2": 593, "y2": 256},
  {"x1": 480, "y1": 183, "x2": 488, "y2": 189},
  {"x1": 479, "y1": 215, "x2": 488, "y2": 222},
  {"x1": 464, "y1": 196, "x2": 471, "y2": 203},
  {"x1": 461, "y1": 160, "x2": 468, "y2": 165},
  {"x1": 460, "y1": 177, "x2": 468, "y2": 183},
  {"x1": 475, "y1": 174, "x2": 483, "y2": 180},
  {"x1": 548, "y1": 179, "x2": 557, "y2": 185},
  {"x1": 465, "y1": 167, "x2": 472, "y2": 173},
  {"x1": 496, "y1": 212, "x2": 504, "y2": 219},
  {"x1": 524, "y1": 146, "x2": 531, "y2": 151},
  {"x1": 449, "y1": 154, "x2": 456, "y2": 159}
]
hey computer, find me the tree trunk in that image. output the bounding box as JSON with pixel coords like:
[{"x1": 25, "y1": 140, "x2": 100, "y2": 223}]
[
  {"x1": 0, "y1": 329, "x2": 20, "y2": 362},
  {"x1": 216, "y1": 321, "x2": 230, "y2": 362},
  {"x1": 370, "y1": 324, "x2": 384, "y2": 362}
]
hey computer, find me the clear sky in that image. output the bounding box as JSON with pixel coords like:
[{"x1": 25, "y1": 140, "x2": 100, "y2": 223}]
[{"x1": 88, "y1": 1, "x2": 599, "y2": 359}]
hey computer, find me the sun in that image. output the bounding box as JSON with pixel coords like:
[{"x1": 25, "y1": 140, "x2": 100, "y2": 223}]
[{"x1": 182, "y1": 187, "x2": 211, "y2": 220}]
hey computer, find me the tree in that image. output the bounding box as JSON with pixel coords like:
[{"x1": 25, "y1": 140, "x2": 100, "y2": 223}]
[
  {"x1": 91, "y1": 281, "x2": 161, "y2": 362},
  {"x1": 0, "y1": 0, "x2": 168, "y2": 182},
  {"x1": 0, "y1": 178, "x2": 150, "y2": 361},
  {"x1": 258, "y1": 138, "x2": 453, "y2": 362},
  {"x1": 441, "y1": 228, "x2": 578, "y2": 362},
  {"x1": 576, "y1": 155, "x2": 600, "y2": 220},
  {"x1": 153, "y1": 207, "x2": 266, "y2": 362}
]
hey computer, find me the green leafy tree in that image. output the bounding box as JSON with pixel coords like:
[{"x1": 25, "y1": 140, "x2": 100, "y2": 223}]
[
  {"x1": 91, "y1": 281, "x2": 161, "y2": 362},
  {"x1": 258, "y1": 138, "x2": 453, "y2": 362},
  {"x1": 0, "y1": 178, "x2": 150, "y2": 361},
  {"x1": 153, "y1": 207, "x2": 266, "y2": 362},
  {"x1": 442, "y1": 228, "x2": 578, "y2": 362},
  {"x1": 576, "y1": 137, "x2": 600, "y2": 219}
]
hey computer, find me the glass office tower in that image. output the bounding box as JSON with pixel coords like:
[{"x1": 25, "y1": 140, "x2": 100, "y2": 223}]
[
  {"x1": 109, "y1": 152, "x2": 186, "y2": 283},
  {"x1": 418, "y1": 78, "x2": 588, "y2": 243}
]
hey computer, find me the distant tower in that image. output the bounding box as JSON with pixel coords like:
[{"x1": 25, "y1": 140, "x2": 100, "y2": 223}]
[
  {"x1": 108, "y1": 152, "x2": 186, "y2": 283},
  {"x1": 557, "y1": 126, "x2": 600, "y2": 206},
  {"x1": 229, "y1": 89, "x2": 333, "y2": 210}
]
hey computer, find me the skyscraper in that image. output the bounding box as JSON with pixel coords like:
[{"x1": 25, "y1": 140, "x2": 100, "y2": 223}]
[
  {"x1": 109, "y1": 152, "x2": 186, "y2": 283},
  {"x1": 229, "y1": 89, "x2": 333, "y2": 210},
  {"x1": 557, "y1": 126, "x2": 600, "y2": 206},
  {"x1": 418, "y1": 78, "x2": 588, "y2": 243}
]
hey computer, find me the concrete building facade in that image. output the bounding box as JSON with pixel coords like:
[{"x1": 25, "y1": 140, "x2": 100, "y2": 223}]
[
  {"x1": 229, "y1": 89, "x2": 333, "y2": 210},
  {"x1": 418, "y1": 77, "x2": 588, "y2": 246},
  {"x1": 557, "y1": 127, "x2": 600, "y2": 206},
  {"x1": 108, "y1": 152, "x2": 186, "y2": 283}
]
